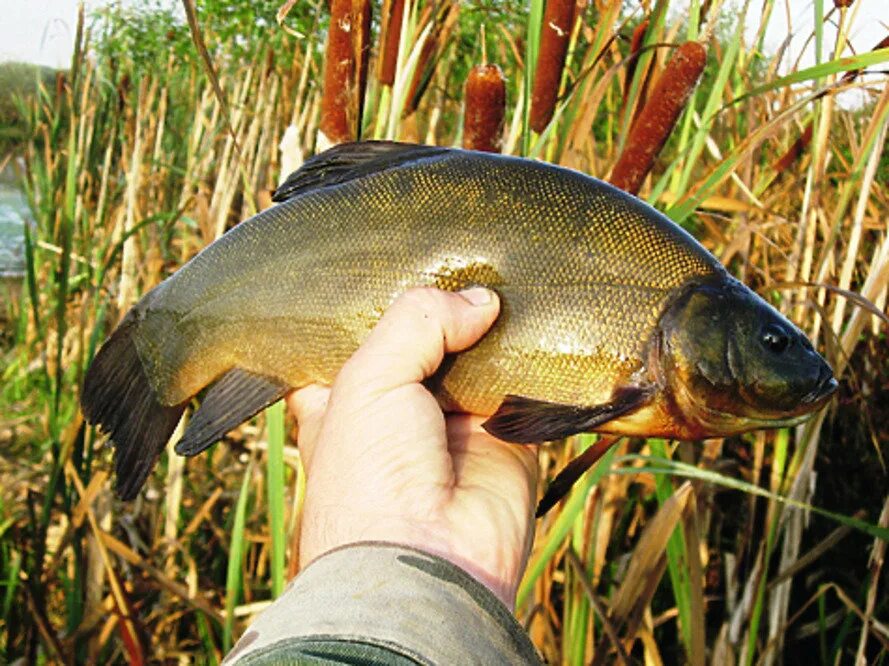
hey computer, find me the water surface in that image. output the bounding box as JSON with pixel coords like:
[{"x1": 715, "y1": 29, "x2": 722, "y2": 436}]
[{"x1": 0, "y1": 166, "x2": 27, "y2": 279}]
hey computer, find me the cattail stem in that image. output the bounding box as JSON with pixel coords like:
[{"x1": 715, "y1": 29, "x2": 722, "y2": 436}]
[
  {"x1": 529, "y1": 0, "x2": 575, "y2": 133},
  {"x1": 610, "y1": 41, "x2": 707, "y2": 195},
  {"x1": 463, "y1": 64, "x2": 506, "y2": 152},
  {"x1": 320, "y1": 0, "x2": 372, "y2": 144}
]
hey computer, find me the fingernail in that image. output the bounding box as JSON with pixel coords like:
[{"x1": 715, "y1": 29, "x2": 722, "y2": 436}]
[{"x1": 460, "y1": 287, "x2": 493, "y2": 306}]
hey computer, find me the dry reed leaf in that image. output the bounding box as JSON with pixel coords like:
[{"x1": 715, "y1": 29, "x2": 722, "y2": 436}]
[
  {"x1": 596, "y1": 481, "x2": 693, "y2": 663},
  {"x1": 99, "y1": 531, "x2": 225, "y2": 623},
  {"x1": 163, "y1": 419, "x2": 186, "y2": 575},
  {"x1": 683, "y1": 496, "x2": 706, "y2": 666},
  {"x1": 636, "y1": 614, "x2": 665, "y2": 666},
  {"x1": 855, "y1": 494, "x2": 889, "y2": 661},
  {"x1": 182, "y1": 486, "x2": 223, "y2": 537},
  {"x1": 66, "y1": 462, "x2": 145, "y2": 662},
  {"x1": 275, "y1": 0, "x2": 298, "y2": 25},
  {"x1": 657, "y1": 191, "x2": 757, "y2": 213},
  {"x1": 71, "y1": 469, "x2": 109, "y2": 529}
]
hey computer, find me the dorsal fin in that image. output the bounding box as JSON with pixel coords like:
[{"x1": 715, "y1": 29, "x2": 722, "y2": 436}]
[{"x1": 272, "y1": 141, "x2": 449, "y2": 203}]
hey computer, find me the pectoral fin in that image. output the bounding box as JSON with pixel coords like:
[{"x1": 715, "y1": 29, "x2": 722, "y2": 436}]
[
  {"x1": 175, "y1": 369, "x2": 290, "y2": 457},
  {"x1": 481, "y1": 385, "x2": 654, "y2": 444}
]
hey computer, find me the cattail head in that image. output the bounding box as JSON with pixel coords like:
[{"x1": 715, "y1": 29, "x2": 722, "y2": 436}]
[
  {"x1": 378, "y1": 0, "x2": 406, "y2": 86},
  {"x1": 623, "y1": 18, "x2": 650, "y2": 107},
  {"x1": 772, "y1": 122, "x2": 813, "y2": 173},
  {"x1": 320, "y1": 0, "x2": 372, "y2": 144},
  {"x1": 463, "y1": 64, "x2": 506, "y2": 152},
  {"x1": 530, "y1": 0, "x2": 575, "y2": 133},
  {"x1": 609, "y1": 41, "x2": 707, "y2": 195}
]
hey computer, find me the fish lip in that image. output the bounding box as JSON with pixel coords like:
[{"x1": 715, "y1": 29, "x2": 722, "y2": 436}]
[{"x1": 801, "y1": 366, "x2": 838, "y2": 406}]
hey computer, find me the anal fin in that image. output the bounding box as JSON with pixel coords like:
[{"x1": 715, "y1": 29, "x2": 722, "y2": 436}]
[
  {"x1": 481, "y1": 385, "x2": 653, "y2": 444},
  {"x1": 175, "y1": 369, "x2": 290, "y2": 457}
]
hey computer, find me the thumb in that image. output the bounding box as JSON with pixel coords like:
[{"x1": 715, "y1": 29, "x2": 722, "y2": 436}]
[{"x1": 335, "y1": 287, "x2": 500, "y2": 395}]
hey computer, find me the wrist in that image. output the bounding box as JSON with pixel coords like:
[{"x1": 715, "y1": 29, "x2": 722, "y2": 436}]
[{"x1": 300, "y1": 509, "x2": 521, "y2": 608}]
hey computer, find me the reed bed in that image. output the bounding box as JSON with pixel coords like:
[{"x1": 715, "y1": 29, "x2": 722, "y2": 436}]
[{"x1": 0, "y1": 0, "x2": 886, "y2": 662}]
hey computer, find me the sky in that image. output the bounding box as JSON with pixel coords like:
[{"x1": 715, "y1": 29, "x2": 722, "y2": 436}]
[{"x1": 1, "y1": 0, "x2": 886, "y2": 71}]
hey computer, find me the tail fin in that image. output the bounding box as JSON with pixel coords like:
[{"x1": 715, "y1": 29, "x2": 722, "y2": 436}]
[{"x1": 81, "y1": 315, "x2": 186, "y2": 500}]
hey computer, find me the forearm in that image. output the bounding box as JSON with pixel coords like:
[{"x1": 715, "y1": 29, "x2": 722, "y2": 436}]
[{"x1": 224, "y1": 542, "x2": 542, "y2": 665}]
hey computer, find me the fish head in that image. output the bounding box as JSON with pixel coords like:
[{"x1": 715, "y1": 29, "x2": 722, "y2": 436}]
[{"x1": 659, "y1": 278, "x2": 837, "y2": 437}]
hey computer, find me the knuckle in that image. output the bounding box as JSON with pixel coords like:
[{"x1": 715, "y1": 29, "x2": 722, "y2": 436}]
[{"x1": 398, "y1": 286, "x2": 448, "y2": 314}]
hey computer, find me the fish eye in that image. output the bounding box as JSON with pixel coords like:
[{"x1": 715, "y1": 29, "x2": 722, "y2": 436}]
[{"x1": 760, "y1": 323, "x2": 791, "y2": 354}]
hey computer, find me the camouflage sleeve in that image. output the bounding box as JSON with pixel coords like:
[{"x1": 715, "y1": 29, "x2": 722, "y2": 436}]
[{"x1": 222, "y1": 542, "x2": 543, "y2": 665}]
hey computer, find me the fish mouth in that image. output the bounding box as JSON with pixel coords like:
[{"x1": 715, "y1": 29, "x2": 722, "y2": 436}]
[{"x1": 800, "y1": 365, "x2": 838, "y2": 407}]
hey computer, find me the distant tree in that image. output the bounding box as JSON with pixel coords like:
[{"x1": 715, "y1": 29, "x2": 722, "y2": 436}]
[{"x1": 0, "y1": 62, "x2": 57, "y2": 155}]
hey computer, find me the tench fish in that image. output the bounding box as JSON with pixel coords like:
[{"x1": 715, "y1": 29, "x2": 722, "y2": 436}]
[{"x1": 81, "y1": 141, "x2": 837, "y2": 501}]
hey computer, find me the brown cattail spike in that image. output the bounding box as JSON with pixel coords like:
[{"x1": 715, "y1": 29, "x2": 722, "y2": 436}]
[
  {"x1": 833, "y1": 0, "x2": 854, "y2": 7},
  {"x1": 772, "y1": 122, "x2": 813, "y2": 173},
  {"x1": 609, "y1": 41, "x2": 707, "y2": 195},
  {"x1": 623, "y1": 19, "x2": 650, "y2": 106},
  {"x1": 530, "y1": 0, "x2": 575, "y2": 133},
  {"x1": 463, "y1": 64, "x2": 507, "y2": 153},
  {"x1": 378, "y1": 0, "x2": 406, "y2": 86},
  {"x1": 320, "y1": 0, "x2": 373, "y2": 144}
]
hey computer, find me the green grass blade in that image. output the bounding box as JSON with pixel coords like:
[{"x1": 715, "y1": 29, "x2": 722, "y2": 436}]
[
  {"x1": 649, "y1": 440, "x2": 694, "y2": 656},
  {"x1": 265, "y1": 400, "x2": 286, "y2": 599},
  {"x1": 521, "y1": 0, "x2": 544, "y2": 156},
  {"x1": 666, "y1": 89, "x2": 817, "y2": 223},
  {"x1": 224, "y1": 459, "x2": 253, "y2": 652},
  {"x1": 516, "y1": 439, "x2": 617, "y2": 608},
  {"x1": 1, "y1": 548, "x2": 21, "y2": 624},
  {"x1": 672, "y1": 9, "x2": 745, "y2": 199},
  {"x1": 745, "y1": 428, "x2": 788, "y2": 665},
  {"x1": 724, "y1": 48, "x2": 889, "y2": 110},
  {"x1": 196, "y1": 613, "x2": 220, "y2": 665},
  {"x1": 613, "y1": 455, "x2": 889, "y2": 542},
  {"x1": 617, "y1": 0, "x2": 669, "y2": 146}
]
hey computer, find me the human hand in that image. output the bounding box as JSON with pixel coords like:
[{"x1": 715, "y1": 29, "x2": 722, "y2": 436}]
[{"x1": 288, "y1": 287, "x2": 539, "y2": 608}]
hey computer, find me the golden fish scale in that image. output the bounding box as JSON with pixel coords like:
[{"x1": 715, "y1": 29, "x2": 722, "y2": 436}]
[{"x1": 133, "y1": 152, "x2": 721, "y2": 412}]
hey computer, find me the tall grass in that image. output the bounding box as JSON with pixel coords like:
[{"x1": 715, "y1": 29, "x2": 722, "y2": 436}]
[{"x1": 0, "y1": 0, "x2": 886, "y2": 662}]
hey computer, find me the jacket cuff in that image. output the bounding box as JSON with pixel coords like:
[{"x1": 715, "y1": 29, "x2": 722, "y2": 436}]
[{"x1": 224, "y1": 542, "x2": 541, "y2": 664}]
